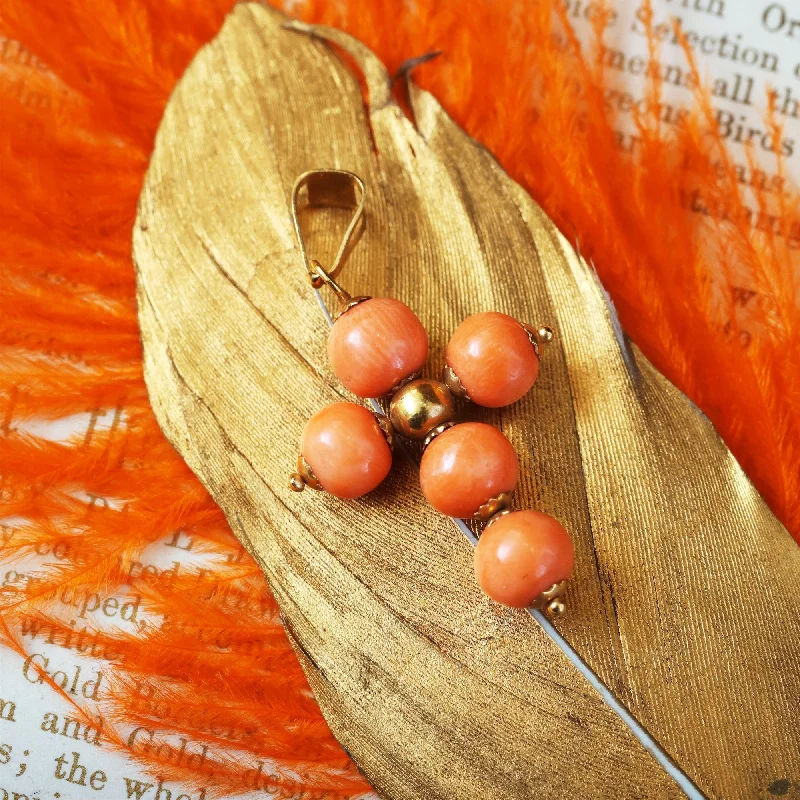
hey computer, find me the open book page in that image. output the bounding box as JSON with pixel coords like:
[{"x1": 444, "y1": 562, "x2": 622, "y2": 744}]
[
  {"x1": 1, "y1": 3, "x2": 797, "y2": 799},
  {"x1": 564, "y1": 0, "x2": 799, "y2": 345}
]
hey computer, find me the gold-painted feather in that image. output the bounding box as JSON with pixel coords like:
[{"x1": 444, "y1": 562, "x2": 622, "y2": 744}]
[{"x1": 133, "y1": 5, "x2": 800, "y2": 798}]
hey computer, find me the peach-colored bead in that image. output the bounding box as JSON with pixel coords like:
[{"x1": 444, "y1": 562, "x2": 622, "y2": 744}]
[
  {"x1": 474, "y1": 511, "x2": 574, "y2": 608},
  {"x1": 300, "y1": 403, "x2": 392, "y2": 499},
  {"x1": 328, "y1": 298, "x2": 428, "y2": 398},
  {"x1": 446, "y1": 311, "x2": 539, "y2": 407},
  {"x1": 419, "y1": 423, "x2": 519, "y2": 518}
]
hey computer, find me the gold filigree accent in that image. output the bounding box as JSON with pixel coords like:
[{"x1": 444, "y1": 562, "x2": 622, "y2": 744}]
[
  {"x1": 440, "y1": 363, "x2": 470, "y2": 400},
  {"x1": 520, "y1": 322, "x2": 554, "y2": 359},
  {"x1": 422, "y1": 422, "x2": 455, "y2": 448},
  {"x1": 473, "y1": 492, "x2": 513, "y2": 523},
  {"x1": 533, "y1": 580, "x2": 568, "y2": 615},
  {"x1": 484, "y1": 507, "x2": 513, "y2": 528},
  {"x1": 288, "y1": 454, "x2": 324, "y2": 492},
  {"x1": 373, "y1": 413, "x2": 395, "y2": 450},
  {"x1": 334, "y1": 294, "x2": 371, "y2": 320},
  {"x1": 387, "y1": 369, "x2": 422, "y2": 398}
]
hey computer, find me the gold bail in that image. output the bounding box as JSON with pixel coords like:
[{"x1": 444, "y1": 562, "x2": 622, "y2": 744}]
[{"x1": 290, "y1": 169, "x2": 366, "y2": 304}]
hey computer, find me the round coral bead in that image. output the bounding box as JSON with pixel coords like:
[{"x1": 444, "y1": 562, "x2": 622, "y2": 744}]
[
  {"x1": 419, "y1": 422, "x2": 519, "y2": 518},
  {"x1": 474, "y1": 511, "x2": 574, "y2": 608},
  {"x1": 328, "y1": 297, "x2": 428, "y2": 398},
  {"x1": 446, "y1": 311, "x2": 539, "y2": 407},
  {"x1": 300, "y1": 403, "x2": 392, "y2": 499}
]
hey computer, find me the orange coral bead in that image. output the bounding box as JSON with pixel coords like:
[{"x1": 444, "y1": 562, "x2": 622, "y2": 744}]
[
  {"x1": 328, "y1": 298, "x2": 428, "y2": 398},
  {"x1": 446, "y1": 311, "x2": 539, "y2": 407},
  {"x1": 300, "y1": 403, "x2": 392, "y2": 499},
  {"x1": 474, "y1": 511, "x2": 574, "y2": 608},
  {"x1": 419, "y1": 423, "x2": 519, "y2": 518}
]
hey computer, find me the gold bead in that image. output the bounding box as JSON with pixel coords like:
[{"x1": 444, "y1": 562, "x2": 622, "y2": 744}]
[
  {"x1": 520, "y1": 322, "x2": 555, "y2": 358},
  {"x1": 537, "y1": 325, "x2": 554, "y2": 344},
  {"x1": 389, "y1": 378, "x2": 456, "y2": 441},
  {"x1": 546, "y1": 598, "x2": 566, "y2": 616}
]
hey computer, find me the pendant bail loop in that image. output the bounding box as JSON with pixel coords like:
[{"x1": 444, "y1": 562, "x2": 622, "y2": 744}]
[{"x1": 291, "y1": 169, "x2": 366, "y2": 302}]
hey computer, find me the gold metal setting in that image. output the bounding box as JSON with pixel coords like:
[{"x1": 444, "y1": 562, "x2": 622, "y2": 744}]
[
  {"x1": 291, "y1": 169, "x2": 366, "y2": 314},
  {"x1": 422, "y1": 422, "x2": 455, "y2": 449},
  {"x1": 440, "y1": 363, "x2": 470, "y2": 400},
  {"x1": 288, "y1": 474, "x2": 305, "y2": 492},
  {"x1": 334, "y1": 294, "x2": 371, "y2": 321},
  {"x1": 389, "y1": 379, "x2": 456, "y2": 441},
  {"x1": 387, "y1": 370, "x2": 423, "y2": 398},
  {"x1": 520, "y1": 322, "x2": 555, "y2": 359},
  {"x1": 484, "y1": 507, "x2": 513, "y2": 529},
  {"x1": 473, "y1": 492, "x2": 513, "y2": 523},
  {"x1": 533, "y1": 580, "x2": 568, "y2": 615},
  {"x1": 545, "y1": 598, "x2": 567, "y2": 616},
  {"x1": 374, "y1": 413, "x2": 395, "y2": 450},
  {"x1": 288, "y1": 454, "x2": 324, "y2": 492},
  {"x1": 291, "y1": 169, "x2": 365, "y2": 286}
]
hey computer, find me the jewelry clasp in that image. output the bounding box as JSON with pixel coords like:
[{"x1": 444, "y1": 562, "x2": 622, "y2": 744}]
[{"x1": 290, "y1": 169, "x2": 365, "y2": 305}]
